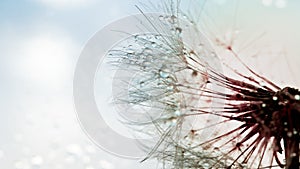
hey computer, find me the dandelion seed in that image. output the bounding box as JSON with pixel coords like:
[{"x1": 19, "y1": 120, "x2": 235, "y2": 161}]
[{"x1": 102, "y1": 0, "x2": 300, "y2": 168}]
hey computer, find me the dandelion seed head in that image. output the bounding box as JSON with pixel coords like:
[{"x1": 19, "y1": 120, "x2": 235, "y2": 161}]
[{"x1": 97, "y1": 0, "x2": 300, "y2": 168}]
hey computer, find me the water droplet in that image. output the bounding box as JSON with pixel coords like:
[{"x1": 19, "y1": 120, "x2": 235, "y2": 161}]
[
  {"x1": 295, "y1": 94, "x2": 300, "y2": 100},
  {"x1": 287, "y1": 131, "x2": 293, "y2": 137},
  {"x1": 144, "y1": 47, "x2": 153, "y2": 54},
  {"x1": 175, "y1": 27, "x2": 182, "y2": 34},
  {"x1": 159, "y1": 70, "x2": 170, "y2": 78},
  {"x1": 151, "y1": 41, "x2": 157, "y2": 48},
  {"x1": 202, "y1": 162, "x2": 210, "y2": 169},
  {"x1": 158, "y1": 15, "x2": 164, "y2": 21},
  {"x1": 142, "y1": 61, "x2": 151, "y2": 68},
  {"x1": 166, "y1": 117, "x2": 177, "y2": 126},
  {"x1": 139, "y1": 81, "x2": 145, "y2": 87},
  {"x1": 167, "y1": 85, "x2": 174, "y2": 91},
  {"x1": 174, "y1": 110, "x2": 181, "y2": 116},
  {"x1": 126, "y1": 49, "x2": 135, "y2": 55}
]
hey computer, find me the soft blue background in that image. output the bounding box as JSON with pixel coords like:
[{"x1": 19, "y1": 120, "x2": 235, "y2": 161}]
[{"x1": 0, "y1": 0, "x2": 298, "y2": 169}]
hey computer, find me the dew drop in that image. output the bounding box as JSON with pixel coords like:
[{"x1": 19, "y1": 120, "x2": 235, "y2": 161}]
[
  {"x1": 151, "y1": 41, "x2": 157, "y2": 48},
  {"x1": 142, "y1": 61, "x2": 151, "y2": 68},
  {"x1": 287, "y1": 131, "x2": 293, "y2": 137},
  {"x1": 165, "y1": 117, "x2": 178, "y2": 126},
  {"x1": 126, "y1": 49, "x2": 135, "y2": 55},
  {"x1": 174, "y1": 110, "x2": 181, "y2": 116},
  {"x1": 167, "y1": 85, "x2": 174, "y2": 91},
  {"x1": 159, "y1": 70, "x2": 170, "y2": 78},
  {"x1": 144, "y1": 47, "x2": 153, "y2": 54},
  {"x1": 171, "y1": 118, "x2": 177, "y2": 125},
  {"x1": 175, "y1": 27, "x2": 182, "y2": 34},
  {"x1": 202, "y1": 162, "x2": 210, "y2": 169},
  {"x1": 139, "y1": 81, "x2": 145, "y2": 87},
  {"x1": 295, "y1": 94, "x2": 300, "y2": 100},
  {"x1": 158, "y1": 15, "x2": 164, "y2": 21},
  {"x1": 293, "y1": 129, "x2": 298, "y2": 135}
]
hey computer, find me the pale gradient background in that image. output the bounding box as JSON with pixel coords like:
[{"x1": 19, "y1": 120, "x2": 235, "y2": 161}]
[{"x1": 0, "y1": 0, "x2": 299, "y2": 169}]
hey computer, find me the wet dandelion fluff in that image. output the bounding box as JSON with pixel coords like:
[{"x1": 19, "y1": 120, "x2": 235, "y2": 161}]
[{"x1": 100, "y1": 0, "x2": 300, "y2": 168}]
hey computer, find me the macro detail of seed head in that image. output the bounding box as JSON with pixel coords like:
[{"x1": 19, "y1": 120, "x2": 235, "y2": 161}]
[{"x1": 99, "y1": 0, "x2": 300, "y2": 168}]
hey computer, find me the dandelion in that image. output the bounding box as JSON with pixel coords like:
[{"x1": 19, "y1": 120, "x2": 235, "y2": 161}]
[{"x1": 104, "y1": 0, "x2": 300, "y2": 168}]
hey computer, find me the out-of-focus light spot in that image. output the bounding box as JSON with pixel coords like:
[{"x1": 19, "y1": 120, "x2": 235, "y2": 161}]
[
  {"x1": 85, "y1": 166, "x2": 95, "y2": 169},
  {"x1": 18, "y1": 33, "x2": 75, "y2": 88},
  {"x1": 262, "y1": 0, "x2": 287, "y2": 8},
  {"x1": 99, "y1": 160, "x2": 114, "y2": 169},
  {"x1": 66, "y1": 144, "x2": 82, "y2": 156},
  {"x1": 262, "y1": 0, "x2": 273, "y2": 6},
  {"x1": 14, "y1": 159, "x2": 30, "y2": 169},
  {"x1": 275, "y1": 0, "x2": 287, "y2": 8},
  {"x1": 31, "y1": 155, "x2": 44, "y2": 166}
]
